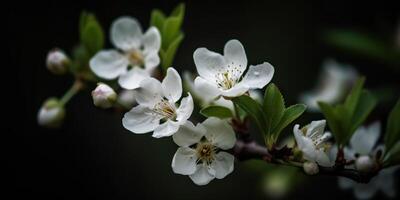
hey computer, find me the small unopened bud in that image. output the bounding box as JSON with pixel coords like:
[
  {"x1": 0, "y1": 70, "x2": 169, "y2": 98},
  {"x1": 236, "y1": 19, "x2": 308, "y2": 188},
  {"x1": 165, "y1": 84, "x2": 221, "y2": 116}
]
[
  {"x1": 46, "y1": 48, "x2": 70, "y2": 75},
  {"x1": 303, "y1": 161, "x2": 319, "y2": 175},
  {"x1": 117, "y1": 90, "x2": 136, "y2": 109},
  {"x1": 355, "y1": 155, "x2": 375, "y2": 173},
  {"x1": 37, "y1": 98, "x2": 65, "y2": 128},
  {"x1": 92, "y1": 83, "x2": 117, "y2": 108}
]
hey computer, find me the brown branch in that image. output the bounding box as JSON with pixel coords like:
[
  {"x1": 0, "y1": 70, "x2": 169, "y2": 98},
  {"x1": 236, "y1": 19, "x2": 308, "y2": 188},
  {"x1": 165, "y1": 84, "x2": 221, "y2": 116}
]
[{"x1": 232, "y1": 138, "x2": 378, "y2": 183}]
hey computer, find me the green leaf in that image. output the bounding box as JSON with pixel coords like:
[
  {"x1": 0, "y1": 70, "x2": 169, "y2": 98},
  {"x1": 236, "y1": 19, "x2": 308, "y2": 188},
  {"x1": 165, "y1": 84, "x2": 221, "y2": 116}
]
[
  {"x1": 384, "y1": 142, "x2": 400, "y2": 167},
  {"x1": 232, "y1": 95, "x2": 266, "y2": 135},
  {"x1": 171, "y1": 3, "x2": 185, "y2": 18},
  {"x1": 263, "y1": 83, "x2": 285, "y2": 135},
  {"x1": 347, "y1": 90, "x2": 377, "y2": 140},
  {"x1": 200, "y1": 106, "x2": 233, "y2": 119},
  {"x1": 162, "y1": 17, "x2": 182, "y2": 49},
  {"x1": 160, "y1": 33, "x2": 184, "y2": 70},
  {"x1": 323, "y1": 30, "x2": 400, "y2": 66},
  {"x1": 385, "y1": 99, "x2": 400, "y2": 154},
  {"x1": 272, "y1": 104, "x2": 306, "y2": 140},
  {"x1": 344, "y1": 77, "x2": 365, "y2": 116},
  {"x1": 81, "y1": 17, "x2": 104, "y2": 55},
  {"x1": 318, "y1": 102, "x2": 346, "y2": 144},
  {"x1": 150, "y1": 9, "x2": 166, "y2": 33}
]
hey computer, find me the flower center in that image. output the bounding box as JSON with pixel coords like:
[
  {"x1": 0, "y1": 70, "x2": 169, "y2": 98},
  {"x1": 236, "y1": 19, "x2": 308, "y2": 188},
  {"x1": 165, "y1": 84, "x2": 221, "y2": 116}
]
[
  {"x1": 196, "y1": 141, "x2": 216, "y2": 164},
  {"x1": 152, "y1": 99, "x2": 176, "y2": 120},
  {"x1": 215, "y1": 63, "x2": 243, "y2": 90},
  {"x1": 301, "y1": 127, "x2": 331, "y2": 150},
  {"x1": 126, "y1": 50, "x2": 144, "y2": 66}
]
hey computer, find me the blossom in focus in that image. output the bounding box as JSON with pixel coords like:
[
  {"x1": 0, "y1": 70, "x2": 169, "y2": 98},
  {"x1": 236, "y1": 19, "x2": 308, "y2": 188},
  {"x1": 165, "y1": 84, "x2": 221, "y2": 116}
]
[
  {"x1": 90, "y1": 17, "x2": 161, "y2": 89},
  {"x1": 91, "y1": 83, "x2": 117, "y2": 108},
  {"x1": 293, "y1": 120, "x2": 334, "y2": 167},
  {"x1": 122, "y1": 68, "x2": 193, "y2": 138},
  {"x1": 171, "y1": 117, "x2": 236, "y2": 185},
  {"x1": 46, "y1": 48, "x2": 70, "y2": 75},
  {"x1": 183, "y1": 70, "x2": 263, "y2": 110},
  {"x1": 300, "y1": 59, "x2": 357, "y2": 112},
  {"x1": 193, "y1": 39, "x2": 274, "y2": 99},
  {"x1": 37, "y1": 98, "x2": 65, "y2": 128}
]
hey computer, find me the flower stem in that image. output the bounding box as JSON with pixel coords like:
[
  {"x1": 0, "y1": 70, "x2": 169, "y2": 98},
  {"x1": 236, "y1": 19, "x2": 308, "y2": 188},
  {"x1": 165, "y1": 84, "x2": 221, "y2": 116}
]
[{"x1": 60, "y1": 80, "x2": 84, "y2": 106}]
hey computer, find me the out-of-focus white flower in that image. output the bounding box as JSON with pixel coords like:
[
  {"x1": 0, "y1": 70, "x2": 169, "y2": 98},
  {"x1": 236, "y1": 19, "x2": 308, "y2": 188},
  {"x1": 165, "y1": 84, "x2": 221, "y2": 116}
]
[
  {"x1": 171, "y1": 117, "x2": 236, "y2": 185},
  {"x1": 90, "y1": 17, "x2": 161, "y2": 89},
  {"x1": 91, "y1": 83, "x2": 117, "y2": 108},
  {"x1": 343, "y1": 122, "x2": 381, "y2": 172},
  {"x1": 37, "y1": 98, "x2": 65, "y2": 128},
  {"x1": 117, "y1": 90, "x2": 136, "y2": 109},
  {"x1": 293, "y1": 120, "x2": 335, "y2": 167},
  {"x1": 337, "y1": 122, "x2": 399, "y2": 199},
  {"x1": 303, "y1": 161, "x2": 319, "y2": 175},
  {"x1": 355, "y1": 155, "x2": 375, "y2": 173},
  {"x1": 184, "y1": 71, "x2": 263, "y2": 110},
  {"x1": 122, "y1": 68, "x2": 193, "y2": 138},
  {"x1": 300, "y1": 59, "x2": 357, "y2": 112},
  {"x1": 193, "y1": 39, "x2": 274, "y2": 99},
  {"x1": 338, "y1": 166, "x2": 399, "y2": 200},
  {"x1": 46, "y1": 48, "x2": 70, "y2": 75}
]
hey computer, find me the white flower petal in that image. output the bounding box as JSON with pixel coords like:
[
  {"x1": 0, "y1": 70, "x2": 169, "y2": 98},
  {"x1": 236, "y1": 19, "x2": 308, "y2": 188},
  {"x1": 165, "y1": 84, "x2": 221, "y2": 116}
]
[
  {"x1": 241, "y1": 62, "x2": 274, "y2": 89},
  {"x1": 353, "y1": 182, "x2": 378, "y2": 200},
  {"x1": 315, "y1": 150, "x2": 333, "y2": 167},
  {"x1": 220, "y1": 83, "x2": 249, "y2": 97},
  {"x1": 202, "y1": 117, "x2": 236, "y2": 150},
  {"x1": 350, "y1": 122, "x2": 380, "y2": 155},
  {"x1": 162, "y1": 68, "x2": 182, "y2": 102},
  {"x1": 194, "y1": 77, "x2": 221, "y2": 100},
  {"x1": 152, "y1": 120, "x2": 180, "y2": 138},
  {"x1": 122, "y1": 105, "x2": 160, "y2": 134},
  {"x1": 111, "y1": 17, "x2": 142, "y2": 51},
  {"x1": 118, "y1": 67, "x2": 150, "y2": 89},
  {"x1": 89, "y1": 50, "x2": 128, "y2": 80},
  {"x1": 176, "y1": 93, "x2": 194, "y2": 122},
  {"x1": 193, "y1": 48, "x2": 226, "y2": 82},
  {"x1": 173, "y1": 121, "x2": 205, "y2": 147},
  {"x1": 210, "y1": 152, "x2": 235, "y2": 179},
  {"x1": 144, "y1": 52, "x2": 160, "y2": 72},
  {"x1": 293, "y1": 125, "x2": 306, "y2": 149},
  {"x1": 306, "y1": 120, "x2": 326, "y2": 138},
  {"x1": 135, "y1": 78, "x2": 162, "y2": 108},
  {"x1": 171, "y1": 147, "x2": 197, "y2": 175},
  {"x1": 223, "y1": 39, "x2": 247, "y2": 75},
  {"x1": 142, "y1": 26, "x2": 161, "y2": 55},
  {"x1": 212, "y1": 97, "x2": 234, "y2": 111},
  {"x1": 189, "y1": 164, "x2": 215, "y2": 186}
]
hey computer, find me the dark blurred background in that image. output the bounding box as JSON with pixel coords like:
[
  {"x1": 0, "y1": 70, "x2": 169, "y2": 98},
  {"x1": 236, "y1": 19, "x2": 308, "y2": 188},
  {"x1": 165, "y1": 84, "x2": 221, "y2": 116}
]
[{"x1": 9, "y1": 0, "x2": 400, "y2": 199}]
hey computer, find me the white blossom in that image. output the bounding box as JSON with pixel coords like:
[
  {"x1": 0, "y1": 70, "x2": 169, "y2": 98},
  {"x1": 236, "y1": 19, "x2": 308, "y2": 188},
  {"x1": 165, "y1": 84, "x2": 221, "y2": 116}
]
[
  {"x1": 91, "y1": 83, "x2": 117, "y2": 108},
  {"x1": 37, "y1": 98, "x2": 65, "y2": 128},
  {"x1": 300, "y1": 59, "x2": 357, "y2": 112},
  {"x1": 193, "y1": 39, "x2": 274, "y2": 99},
  {"x1": 303, "y1": 161, "x2": 319, "y2": 175},
  {"x1": 46, "y1": 48, "x2": 69, "y2": 75},
  {"x1": 293, "y1": 120, "x2": 335, "y2": 167},
  {"x1": 337, "y1": 122, "x2": 399, "y2": 199},
  {"x1": 183, "y1": 70, "x2": 263, "y2": 110},
  {"x1": 171, "y1": 117, "x2": 236, "y2": 185},
  {"x1": 122, "y1": 68, "x2": 193, "y2": 138},
  {"x1": 338, "y1": 166, "x2": 399, "y2": 200},
  {"x1": 90, "y1": 17, "x2": 160, "y2": 89}
]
